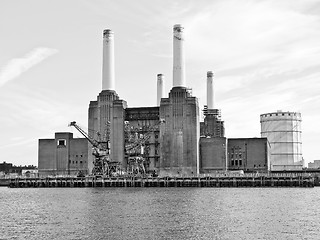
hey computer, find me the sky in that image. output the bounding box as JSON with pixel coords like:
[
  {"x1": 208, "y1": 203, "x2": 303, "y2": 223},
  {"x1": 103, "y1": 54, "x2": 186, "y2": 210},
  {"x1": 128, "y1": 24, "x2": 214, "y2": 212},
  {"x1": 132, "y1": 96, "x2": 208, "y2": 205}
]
[{"x1": 0, "y1": 0, "x2": 320, "y2": 167}]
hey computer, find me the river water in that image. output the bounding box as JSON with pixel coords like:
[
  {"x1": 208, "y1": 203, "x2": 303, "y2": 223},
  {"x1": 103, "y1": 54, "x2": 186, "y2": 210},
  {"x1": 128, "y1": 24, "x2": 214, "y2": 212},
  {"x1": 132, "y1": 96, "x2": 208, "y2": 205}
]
[{"x1": 0, "y1": 187, "x2": 319, "y2": 240}]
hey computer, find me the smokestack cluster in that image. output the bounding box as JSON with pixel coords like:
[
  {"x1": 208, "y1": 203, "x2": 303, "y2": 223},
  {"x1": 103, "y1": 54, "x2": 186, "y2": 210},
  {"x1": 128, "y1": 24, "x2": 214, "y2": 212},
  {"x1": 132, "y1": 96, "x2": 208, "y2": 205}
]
[
  {"x1": 102, "y1": 29, "x2": 115, "y2": 91},
  {"x1": 157, "y1": 74, "x2": 165, "y2": 106},
  {"x1": 103, "y1": 26, "x2": 213, "y2": 107},
  {"x1": 207, "y1": 71, "x2": 215, "y2": 109},
  {"x1": 173, "y1": 24, "x2": 186, "y2": 88}
]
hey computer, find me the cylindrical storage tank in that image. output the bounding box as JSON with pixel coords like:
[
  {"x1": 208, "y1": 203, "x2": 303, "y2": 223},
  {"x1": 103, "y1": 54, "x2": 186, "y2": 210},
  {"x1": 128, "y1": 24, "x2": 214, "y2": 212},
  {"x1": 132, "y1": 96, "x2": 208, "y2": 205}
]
[{"x1": 260, "y1": 111, "x2": 303, "y2": 171}]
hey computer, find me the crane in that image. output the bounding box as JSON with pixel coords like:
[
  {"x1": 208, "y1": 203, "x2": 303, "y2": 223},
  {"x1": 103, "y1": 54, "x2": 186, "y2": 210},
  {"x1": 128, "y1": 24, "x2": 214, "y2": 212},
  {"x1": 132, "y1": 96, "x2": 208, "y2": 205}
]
[
  {"x1": 69, "y1": 121, "x2": 120, "y2": 176},
  {"x1": 124, "y1": 120, "x2": 164, "y2": 176}
]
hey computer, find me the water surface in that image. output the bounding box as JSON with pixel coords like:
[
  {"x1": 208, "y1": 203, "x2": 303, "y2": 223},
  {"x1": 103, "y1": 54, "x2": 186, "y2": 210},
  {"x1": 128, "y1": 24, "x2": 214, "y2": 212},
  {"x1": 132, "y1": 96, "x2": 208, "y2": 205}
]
[{"x1": 1, "y1": 187, "x2": 319, "y2": 239}]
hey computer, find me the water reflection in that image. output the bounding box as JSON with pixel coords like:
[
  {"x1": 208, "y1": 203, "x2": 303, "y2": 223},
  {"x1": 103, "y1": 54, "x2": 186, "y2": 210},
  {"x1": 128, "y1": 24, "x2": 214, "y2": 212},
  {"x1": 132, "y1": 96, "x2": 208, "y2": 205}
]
[{"x1": 1, "y1": 187, "x2": 319, "y2": 240}]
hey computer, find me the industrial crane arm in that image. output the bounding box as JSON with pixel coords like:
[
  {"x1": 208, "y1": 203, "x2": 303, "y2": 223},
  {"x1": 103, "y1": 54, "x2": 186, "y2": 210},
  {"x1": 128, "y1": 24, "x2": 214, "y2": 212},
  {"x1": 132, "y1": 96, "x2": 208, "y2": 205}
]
[{"x1": 69, "y1": 121, "x2": 99, "y2": 147}]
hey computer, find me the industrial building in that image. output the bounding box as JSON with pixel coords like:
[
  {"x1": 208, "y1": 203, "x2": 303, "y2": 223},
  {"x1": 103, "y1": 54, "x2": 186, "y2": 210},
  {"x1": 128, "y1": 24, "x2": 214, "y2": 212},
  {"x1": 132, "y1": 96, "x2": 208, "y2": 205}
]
[
  {"x1": 308, "y1": 160, "x2": 320, "y2": 169},
  {"x1": 38, "y1": 24, "x2": 271, "y2": 176},
  {"x1": 260, "y1": 111, "x2": 303, "y2": 170},
  {"x1": 38, "y1": 132, "x2": 88, "y2": 176},
  {"x1": 0, "y1": 161, "x2": 37, "y2": 178},
  {"x1": 227, "y1": 138, "x2": 270, "y2": 172},
  {"x1": 199, "y1": 137, "x2": 227, "y2": 173}
]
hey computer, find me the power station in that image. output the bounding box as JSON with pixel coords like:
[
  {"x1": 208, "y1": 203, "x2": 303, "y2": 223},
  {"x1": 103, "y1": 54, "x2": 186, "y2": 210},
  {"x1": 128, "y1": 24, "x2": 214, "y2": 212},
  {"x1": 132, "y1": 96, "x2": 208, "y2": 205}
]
[{"x1": 38, "y1": 25, "x2": 303, "y2": 176}]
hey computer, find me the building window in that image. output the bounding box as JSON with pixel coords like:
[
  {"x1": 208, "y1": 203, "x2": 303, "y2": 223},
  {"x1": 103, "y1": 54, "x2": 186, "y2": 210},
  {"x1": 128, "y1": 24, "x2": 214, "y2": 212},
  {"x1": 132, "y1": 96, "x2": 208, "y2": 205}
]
[
  {"x1": 155, "y1": 134, "x2": 159, "y2": 139},
  {"x1": 239, "y1": 160, "x2": 242, "y2": 165},
  {"x1": 80, "y1": 155, "x2": 83, "y2": 157},
  {"x1": 235, "y1": 160, "x2": 238, "y2": 165},
  {"x1": 231, "y1": 160, "x2": 234, "y2": 166},
  {"x1": 239, "y1": 154, "x2": 242, "y2": 159},
  {"x1": 57, "y1": 139, "x2": 66, "y2": 146},
  {"x1": 80, "y1": 161, "x2": 82, "y2": 164}
]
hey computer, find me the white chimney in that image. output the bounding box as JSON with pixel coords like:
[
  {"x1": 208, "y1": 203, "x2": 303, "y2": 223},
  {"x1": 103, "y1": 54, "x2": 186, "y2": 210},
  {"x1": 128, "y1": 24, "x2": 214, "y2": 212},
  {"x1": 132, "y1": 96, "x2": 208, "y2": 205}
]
[
  {"x1": 173, "y1": 24, "x2": 186, "y2": 88},
  {"x1": 157, "y1": 74, "x2": 165, "y2": 106},
  {"x1": 207, "y1": 71, "x2": 214, "y2": 109},
  {"x1": 102, "y1": 29, "x2": 115, "y2": 91}
]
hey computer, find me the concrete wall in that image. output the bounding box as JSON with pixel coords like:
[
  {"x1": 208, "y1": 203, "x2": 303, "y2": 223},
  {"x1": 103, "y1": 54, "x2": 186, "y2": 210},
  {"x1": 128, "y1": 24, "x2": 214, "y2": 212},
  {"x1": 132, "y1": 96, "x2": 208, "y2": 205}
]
[
  {"x1": 199, "y1": 137, "x2": 227, "y2": 173},
  {"x1": 69, "y1": 138, "x2": 88, "y2": 175},
  {"x1": 111, "y1": 99, "x2": 127, "y2": 166},
  {"x1": 159, "y1": 87, "x2": 200, "y2": 176},
  {"x1": 88, "y1": 100, "x2": 98, "y2": 174},
  {"x1": 55, "y1": 132, "x2": 72, "y2": 175},
  {"x1": 227, "y1": 138, "x2": 270, "y2": 172},
  {"x1": 38, "y1": 139, "x2": 55, "y2": 175}
]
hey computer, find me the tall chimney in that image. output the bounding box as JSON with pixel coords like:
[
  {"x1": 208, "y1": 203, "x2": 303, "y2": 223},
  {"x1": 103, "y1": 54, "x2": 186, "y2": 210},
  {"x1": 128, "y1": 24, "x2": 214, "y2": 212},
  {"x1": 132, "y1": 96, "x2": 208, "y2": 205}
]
[
  {"x1": 157, "y1": 74, "x2": 165, "y2": 106},
  {"x1": 102, "y1": 29, "x2": 115, "y2": 91},
  {"x1": 173, "y1": 24, "x2": 186, "y2": 88},
  {"x1": 207, "y1": 71, "x2": 214, "y2": 109}
]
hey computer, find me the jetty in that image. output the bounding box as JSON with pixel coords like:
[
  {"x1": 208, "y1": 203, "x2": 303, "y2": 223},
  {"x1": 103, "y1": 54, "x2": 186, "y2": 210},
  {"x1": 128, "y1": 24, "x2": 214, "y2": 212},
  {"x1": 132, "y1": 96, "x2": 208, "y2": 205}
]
[{"x1": 7, "y1": 175, "x2": 315, "y2": 188}]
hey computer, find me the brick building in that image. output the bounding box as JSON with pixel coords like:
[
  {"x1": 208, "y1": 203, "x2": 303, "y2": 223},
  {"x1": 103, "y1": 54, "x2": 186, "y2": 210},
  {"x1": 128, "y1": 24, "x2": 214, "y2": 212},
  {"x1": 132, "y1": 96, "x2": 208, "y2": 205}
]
[
  {"x1": 227, "y1": 138, "x2": 270, "y2": 172},
  {"x1": 38, "y1": 133, "x2": 88, "y2": 176}
]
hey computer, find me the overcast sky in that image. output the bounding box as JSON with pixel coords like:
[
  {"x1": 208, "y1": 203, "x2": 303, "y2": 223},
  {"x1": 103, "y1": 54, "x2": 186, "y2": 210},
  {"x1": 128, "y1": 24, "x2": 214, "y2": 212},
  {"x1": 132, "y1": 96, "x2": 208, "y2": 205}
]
[{"x1": 1, "y1": 0, "x2": 319, "y2": 166}]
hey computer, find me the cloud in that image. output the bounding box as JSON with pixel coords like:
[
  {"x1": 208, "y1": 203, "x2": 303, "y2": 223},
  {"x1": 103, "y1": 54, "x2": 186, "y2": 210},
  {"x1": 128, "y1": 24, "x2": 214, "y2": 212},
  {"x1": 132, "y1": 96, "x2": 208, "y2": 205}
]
[{"x1": 0, "y1": 47, "x2": 58, "y2": 87}]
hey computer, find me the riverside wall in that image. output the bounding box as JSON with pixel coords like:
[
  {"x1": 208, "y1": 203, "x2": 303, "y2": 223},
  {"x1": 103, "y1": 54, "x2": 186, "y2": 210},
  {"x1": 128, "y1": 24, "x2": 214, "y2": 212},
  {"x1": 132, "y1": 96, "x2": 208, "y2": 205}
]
[{"x1": 7, "y1": 175, "x2": 315, "y2": 188}]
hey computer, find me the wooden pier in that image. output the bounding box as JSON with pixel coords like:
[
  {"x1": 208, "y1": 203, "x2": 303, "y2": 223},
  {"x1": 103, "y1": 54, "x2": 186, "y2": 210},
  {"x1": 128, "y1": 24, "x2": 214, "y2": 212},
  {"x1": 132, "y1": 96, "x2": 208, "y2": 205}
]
[{"x1": 8, "y1": 175, "x2": 315, "y2": 188}]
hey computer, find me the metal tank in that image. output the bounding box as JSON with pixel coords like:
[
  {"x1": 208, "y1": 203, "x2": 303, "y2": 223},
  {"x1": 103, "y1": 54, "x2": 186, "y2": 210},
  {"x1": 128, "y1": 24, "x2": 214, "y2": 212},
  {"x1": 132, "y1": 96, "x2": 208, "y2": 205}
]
[{"x1": 260, "y1": 111, "x2": 303, "y2": 171}]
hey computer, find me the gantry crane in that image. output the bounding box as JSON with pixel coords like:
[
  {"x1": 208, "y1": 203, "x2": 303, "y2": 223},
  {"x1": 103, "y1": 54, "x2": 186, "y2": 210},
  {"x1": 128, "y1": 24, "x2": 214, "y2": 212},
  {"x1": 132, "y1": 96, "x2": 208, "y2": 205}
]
[{"x1": 69, "y1": 121, "x2": 120, "y2": 176}]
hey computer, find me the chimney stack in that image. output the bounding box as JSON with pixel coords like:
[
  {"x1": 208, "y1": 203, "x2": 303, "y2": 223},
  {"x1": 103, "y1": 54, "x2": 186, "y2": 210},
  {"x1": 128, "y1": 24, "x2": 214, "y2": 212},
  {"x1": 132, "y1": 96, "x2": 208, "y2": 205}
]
[
  {"x1": 102, "y1": 29, "x2": 115, "y2": 91},
  {"x1": 207, "y1": 71, "x2": 214, "y2": 109},
  {"x1": 157, "y1": 74, "x2": 165, "y2": 106},
  {"x1": 173, "y1": 24, "x2": 186, "y2": 88}
]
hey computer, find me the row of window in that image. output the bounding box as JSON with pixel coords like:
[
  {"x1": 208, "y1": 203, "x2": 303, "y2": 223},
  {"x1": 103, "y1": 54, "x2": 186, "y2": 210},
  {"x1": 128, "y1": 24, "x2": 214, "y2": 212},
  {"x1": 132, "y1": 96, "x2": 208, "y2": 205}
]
[
  {"x1": 69, "y1": 160, "x2": 86, "y2": 165},
  {"x1": 262, "y1": 113, "x2": 298, "y2": 117},
  {"x1": 230, "y1": 154, "x2": 242, "y2": 159},
  {"x1": 230, "y1": 162, "x2": 266, "y2": 168},
  {"x1": 231, "y1": 160, "x2": 242, "y2": 166}
]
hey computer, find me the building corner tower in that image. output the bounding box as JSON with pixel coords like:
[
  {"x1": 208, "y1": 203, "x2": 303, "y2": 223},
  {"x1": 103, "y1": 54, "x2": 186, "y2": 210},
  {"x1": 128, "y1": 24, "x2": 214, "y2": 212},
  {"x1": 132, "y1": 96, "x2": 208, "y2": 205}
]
[
  {"x1": 88, "y1": 29, "x2": 127, "y2": 174},
  {"x1": 159, "y1": 24, "x2": 200, "y2": 176},
  {"x1": 199, "y1": 71, "x2": 227, "y2": 173},
  {"x1": 201, "y1": 71, "x2": 225, "y2": 138}
]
